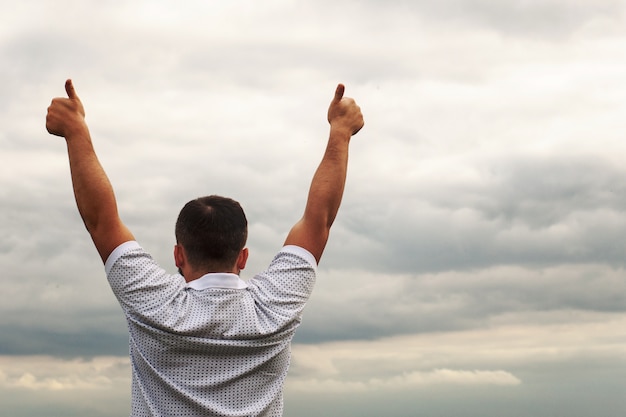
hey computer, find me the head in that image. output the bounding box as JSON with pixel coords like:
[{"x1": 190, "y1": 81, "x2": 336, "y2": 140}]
[{"x1": 174, "y1": 195, "x2": 248, "y2": 277}]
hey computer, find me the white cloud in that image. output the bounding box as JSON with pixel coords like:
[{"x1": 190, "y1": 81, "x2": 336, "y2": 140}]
[
  {"x1": 289, "y1": 313, "x2": 626, "y2": 389},
  {"x1": 0, "y1": 356, "x2": 129, "y2": 391},
  {"x1": 288, "y1": 369, "x2": 521, "y2": 393}
]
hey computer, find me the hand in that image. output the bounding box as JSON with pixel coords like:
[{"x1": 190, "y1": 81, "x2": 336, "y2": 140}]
[
  {"x1": 327, "y1": 84, "x2": 364, "y2": 136},
  {"x1": 46, "y1": 79, "x2": 87, "y2": 138}
]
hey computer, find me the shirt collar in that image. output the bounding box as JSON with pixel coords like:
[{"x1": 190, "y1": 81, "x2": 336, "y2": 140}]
[{"x1": 186, "y1": 273, "x2": 248, "y2": 290}]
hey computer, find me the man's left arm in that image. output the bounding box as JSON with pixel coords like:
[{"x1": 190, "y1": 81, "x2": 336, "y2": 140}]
[
  {"x1": 284, "y1": 84, "x2": 364, "y2": 264},
  {"x1": 46, "y1": 79, "x2": 134, "y2": 263}
]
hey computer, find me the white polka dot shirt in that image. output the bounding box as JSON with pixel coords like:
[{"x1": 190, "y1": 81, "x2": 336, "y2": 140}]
[{"x1": 104, "y1": 241, "x2": 317, "y2": 417}]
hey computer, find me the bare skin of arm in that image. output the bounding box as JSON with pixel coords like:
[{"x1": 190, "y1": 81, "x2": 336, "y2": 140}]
[
  {"x1": 284, "y1": 84, "x2": 364, "y2": 263},
  {"x1": 47, "y1": 80, "x2": 362, "y2": 265},
  {"x1": 46, "y1": 79, "x2": 134, "y2": 263}
]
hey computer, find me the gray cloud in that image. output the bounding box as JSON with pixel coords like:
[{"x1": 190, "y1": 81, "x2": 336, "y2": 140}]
[
  {"x1": 296, "y1": 263, "x2": 626, "y2": 344},
  {"x1": 322, "y1": 153, "x2": 626, "y2": 275},
  {"x1": 0, "y1": 325, "x2": 128, "y2": 357}
]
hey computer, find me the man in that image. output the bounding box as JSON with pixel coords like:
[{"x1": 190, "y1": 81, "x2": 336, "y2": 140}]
[{"x1": 46, "y1": 79, "x2": 364, "y2": 417}]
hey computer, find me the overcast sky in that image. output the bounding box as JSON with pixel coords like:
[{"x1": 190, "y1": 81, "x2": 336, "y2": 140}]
[{"x1": 2, "y1": 0, "x2": 626, "y2": 416}]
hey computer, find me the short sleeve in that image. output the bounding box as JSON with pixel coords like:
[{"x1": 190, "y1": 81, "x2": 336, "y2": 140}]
[
  {"x1": 106, "y1": 242, "x2": 186, "y2": 321},
  {"x1": 247, "y1": 246, "x2": 317, "y2": 326}
]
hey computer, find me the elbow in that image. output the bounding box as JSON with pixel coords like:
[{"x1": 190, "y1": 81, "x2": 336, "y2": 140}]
[{"x1": 82, "y1": 217, "x2": 98, "y2": 235}]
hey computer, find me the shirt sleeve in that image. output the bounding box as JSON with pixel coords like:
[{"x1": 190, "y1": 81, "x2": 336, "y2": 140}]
[
  {"x1": 105, "y1": 241, "x2": 186, "y2": 321},
  {"x1": 105, "y1": 241, "x2": 142, "y2": 275},
  {"x1": 247, "y1": 245, "x2": 317, "y2": 325}
]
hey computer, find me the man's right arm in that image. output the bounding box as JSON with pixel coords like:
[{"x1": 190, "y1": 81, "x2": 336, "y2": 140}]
[
  {"x1": 284, "y1": 84, "x2": 364, "y2": 264},
  {"x1": 46, "y1": 79, "x2": 134, "y2": 263}
]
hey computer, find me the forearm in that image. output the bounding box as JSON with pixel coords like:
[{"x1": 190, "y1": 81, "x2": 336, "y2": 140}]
[
  {"x1": 303, "y1": 126, "x2": 351, "y2": 229},
  {"x1": 65, "y1": 127, "x2": 120, "y2": 236}
]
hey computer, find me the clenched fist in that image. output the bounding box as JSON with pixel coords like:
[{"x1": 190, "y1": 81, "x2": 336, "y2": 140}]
[
  {"x1": 327, "y1": 84, "x2": 364, "y2": 136},
  {"x1": 46, "y1": 79, "x2": 87, "y2": 138}
]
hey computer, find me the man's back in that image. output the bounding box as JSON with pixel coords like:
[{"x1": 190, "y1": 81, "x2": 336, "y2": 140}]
[{"x1": 107, "y1": 242, "x2": 316, "y2": 416}]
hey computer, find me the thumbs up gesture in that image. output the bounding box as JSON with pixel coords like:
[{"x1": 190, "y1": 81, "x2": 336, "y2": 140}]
[
  {"x1": 46, "y1": 79, "x2": 87, "y2": 138},
  {"x1": 327, "y1": 84, "x2": 364, "y2": 136}
]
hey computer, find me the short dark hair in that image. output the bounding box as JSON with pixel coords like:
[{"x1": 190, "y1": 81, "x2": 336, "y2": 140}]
[{"x1": 175, "y1": 195, "x2": 248, "y2": 272}]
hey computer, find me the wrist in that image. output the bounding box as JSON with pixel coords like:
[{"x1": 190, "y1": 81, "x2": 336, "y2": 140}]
[
  {"x1": 329, "y1": 124, "x2": 353, "y2": 139},
  {"x1": 64, "y1": 121, "x2": 90, "y2": 141}
]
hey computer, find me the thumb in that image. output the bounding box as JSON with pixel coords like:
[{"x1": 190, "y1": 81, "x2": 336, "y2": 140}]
[
  {"x1": 65, "y1": 79, "x2": 79, "y2": 100},
  {"x1": 333, "y1": 83, "x2": 345, "y2": 103}
]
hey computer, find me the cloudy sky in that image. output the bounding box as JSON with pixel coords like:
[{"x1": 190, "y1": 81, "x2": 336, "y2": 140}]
[{"x1": 3, "y1": 0, "x2": 626, "y2": 415}]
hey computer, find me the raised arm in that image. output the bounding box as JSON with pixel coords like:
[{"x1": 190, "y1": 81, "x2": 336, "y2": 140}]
[
  {"x1": 46, "y1": 79, "x2": 134, "y2": 263},
  {"x1": 284, "y1": 84, "x2": 364, "y2": 263}
]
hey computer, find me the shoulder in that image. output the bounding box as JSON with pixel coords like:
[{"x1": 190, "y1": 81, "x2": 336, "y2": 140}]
[
  {"x1": 104, "y1": 241, "x2": 144, "y2": 275},
  {"x1": 263, "y1": 245, "x2": 318, "y2": 280},
  {"x1": 248, "y1": 245, "x2": 318, "y2": 295},
  {"x1": 279, "y1": 245, "x2": 318, "y2": 268},
  {"x1": 105, "y1": 241, "x2": 186, "y2": 314}
]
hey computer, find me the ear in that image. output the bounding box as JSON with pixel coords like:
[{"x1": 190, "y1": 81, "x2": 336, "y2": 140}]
[
  {"x1": 174, "y1": 244, "x2": 185, "y2": 269},
  {"x1": 236, "y1": 248, "x2": 249, "y2": 272}
]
